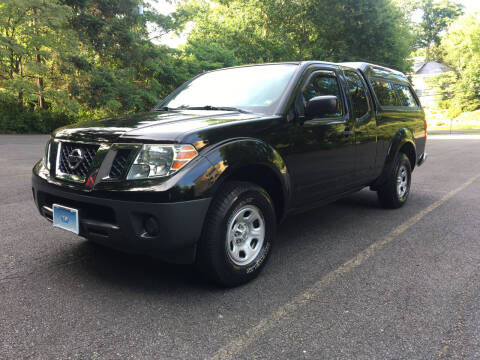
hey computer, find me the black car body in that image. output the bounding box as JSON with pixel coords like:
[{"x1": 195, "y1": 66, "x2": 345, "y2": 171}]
[{"x1": 32, "y1": 61, "x2": 427, "y2": 286}]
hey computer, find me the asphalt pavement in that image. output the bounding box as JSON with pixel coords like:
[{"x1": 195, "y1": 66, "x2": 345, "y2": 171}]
[{"x1": 1, "y1": 134, "x2": 480, "y2": 359}]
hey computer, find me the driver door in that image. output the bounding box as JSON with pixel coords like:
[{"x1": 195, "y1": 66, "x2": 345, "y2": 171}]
[{"x1": 285, "y1": 69, "x2": 356, "y2": 207}]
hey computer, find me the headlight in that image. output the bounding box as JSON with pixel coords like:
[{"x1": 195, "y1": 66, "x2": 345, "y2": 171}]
[
  {"x1": 42, "y1": 140, "x2": 51, "y2": 170},
  {"x1": 127, "y1": 144, "x2": 198, "y2": 180}
]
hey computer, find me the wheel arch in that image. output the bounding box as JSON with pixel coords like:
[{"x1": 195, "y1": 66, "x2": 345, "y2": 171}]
[
  {"x1": 399, "y1": 141, "x2": 416, "y2": 171},
  {"x1": 203, "y1": 138, "x2": 291, "y2": 221},
  {"x1": 372, "y1": 128, "x2": 417, "y2": 189}
]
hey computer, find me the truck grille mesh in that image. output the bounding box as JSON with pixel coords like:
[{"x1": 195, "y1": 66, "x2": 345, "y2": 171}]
[
  {"x1": 108, "y1": 149, "x2": 132, "y2": 179},
  {"x1": 58, "y1": 142, "x2": 99, "y2": 179}
]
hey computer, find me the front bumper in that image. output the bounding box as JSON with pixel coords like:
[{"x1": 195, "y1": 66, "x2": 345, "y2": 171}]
[{"x1": 32, "y1": 173, "x2": 211, "y2": 263}]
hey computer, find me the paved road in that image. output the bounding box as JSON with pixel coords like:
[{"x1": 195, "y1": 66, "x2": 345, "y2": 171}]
[
  {"x1": 1, "y1": 135, "x2": 479, "y2": 359},
  {"x1": 429, "y1": 129, "x2": 480, "y2": 135}
]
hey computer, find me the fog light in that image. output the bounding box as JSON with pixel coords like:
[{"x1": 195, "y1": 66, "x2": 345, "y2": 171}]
[{"x1": 143, "y1": 216, "x2": 160, "y2": 236}]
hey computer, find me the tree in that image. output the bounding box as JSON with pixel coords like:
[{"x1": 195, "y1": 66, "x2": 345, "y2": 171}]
[
  {"x1": 430, "y1": 13, "x2": 480, "y2": 116},
  {"x1": 62, "y1": 0, "x2": 185, "y2": 116},
  {"x1": 0, "y1": 0, "x2": 429, "y2": 133},
  {"x1": 178, "y1": 0, "x2": 309, "y2": 67},
  {"x1": 180, "y1": 0, "x2": 413, "y2": 73},
  {"x1": 0, "y1": 0, "x2": 75, "y2": 110},
  {"x1": 0, "y1": 0, "x2": 184, "y2": 119},
  {"x1": 305, "y1": 0, "x2": 412, "y2": 72},
  {"x1": 413, "y1": 0, "x2": 463, "y2": 60}
]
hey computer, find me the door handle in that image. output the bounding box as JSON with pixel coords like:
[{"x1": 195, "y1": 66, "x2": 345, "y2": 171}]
[{"x1": 342, "y1": 128, "x2": 354, "y2": 137}]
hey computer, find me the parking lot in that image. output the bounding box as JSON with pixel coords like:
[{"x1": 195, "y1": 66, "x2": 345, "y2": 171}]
[{"x1": 1, "y1": 135, "x2": 479, "y2": 359}]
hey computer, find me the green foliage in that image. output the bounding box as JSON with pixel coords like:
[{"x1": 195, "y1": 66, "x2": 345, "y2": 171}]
[
  {"x1": 181, "y1": 0, "x2": 413, "y2": 73},
  {"x1": 0, "y1": 0, "x2": 76, "y2": 109},
  {"x1": 429, "y1": 14, "x2": 480, "y2": 117},
  {"x1": 0, "y1": 94, "x2": 76, "y2": 133},
  {"x1": 0, "y1": 110, "x2": 76, "y2": 134},
  {"x1": 0, "y1": 0, "x2": 185, "y2": 132},
  {"x1": 0, "y1": 0, "x2": 428, "y2": 133},
  {"x1": 417, "y1": 0, "x2": 463, "y2": 54},
  {"x1": 396, "y1": 0, "x2": 463, "y2": 60},
  {"x1": 441, "y1": 13, "x2": 480, "y2": 73},
  {"x1": 309, "y1": 0, "x2": 413, "y2": 72}
]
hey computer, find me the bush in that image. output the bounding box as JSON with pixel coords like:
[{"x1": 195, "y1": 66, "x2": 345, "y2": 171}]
[{"x1": 0, "y1": 100, "x2": 77, "y2": 134}]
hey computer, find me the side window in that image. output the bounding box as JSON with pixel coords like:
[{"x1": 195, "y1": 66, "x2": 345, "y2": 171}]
[
  {"x1": 398, "y1": 84, "x2": 418, "y2": 107},
  {"x1": 343, "y1": 71, "x2": 369, "y2": 118},
  {"x1": 371, "y1": 80, "x2": 418, "y2": 108},
  {"x1": 370, "y1": 79, "x2": 396, "y2": 106},
  {"x1": 302, "y1": 73, "x2": 343, "y2": 117},
  {"x1": 391, "y1": 83, "x2": 407, "y2": 106}
]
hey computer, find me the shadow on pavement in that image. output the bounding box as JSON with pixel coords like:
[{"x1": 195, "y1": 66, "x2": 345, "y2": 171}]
[{"x1": 51, "y1": 189, "x2": 383, "y2": 293}]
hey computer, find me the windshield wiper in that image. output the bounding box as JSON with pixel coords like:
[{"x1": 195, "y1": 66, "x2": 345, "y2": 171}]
[
  {"x1": 153, "y1": 106, "x2": 172, "y2": 112},
  {"x1": 153, "y1": 105, "x2": 251, "y2": 113},
  {"x1": 178, "y1": 105, "x2": 251, "y2": 114},
  {"x1": 153, "y1": 105, "x2": 192, "y2": 112}
]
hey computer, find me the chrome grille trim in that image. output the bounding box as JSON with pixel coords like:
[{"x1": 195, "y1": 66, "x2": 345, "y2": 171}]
[
  {"x1": 41, "y1": 205, "x2": 53, "y2": 221},
  {"x1": 55, "y1": 141, "x2": 100, "y2": 183},
  {"x1": 51, "y1": 140, "x2": 142, "y2": 184},
  {"x1": 108, "y1": 148, "x2": 133, "y2": 179},
  {"x1": 100, "y1": 143, "x2": 142, "y2": 182}
]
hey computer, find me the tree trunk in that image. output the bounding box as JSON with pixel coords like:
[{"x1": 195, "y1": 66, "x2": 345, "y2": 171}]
[
  {"x1": 425, "y1": 43, "x2": 431, "y2": 61},
  {"x1": 33, "y1": 8, "x2": 45, "y2": 109},
  {"x1": 36, "y1": 54, "x2": 44, "y2": 108},
  {"x1": 18, "y1": 57, "x2": 23, "y2": 105}
]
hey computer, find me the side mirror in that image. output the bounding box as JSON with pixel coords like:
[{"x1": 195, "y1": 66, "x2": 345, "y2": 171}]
[{"x1": 305, "y1": 95, "x2": 339, "y2": 119}]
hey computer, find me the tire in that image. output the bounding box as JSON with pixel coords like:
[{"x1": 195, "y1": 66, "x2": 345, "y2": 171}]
[
  {"x1": 196, "y1": 181, "x2": 276, "y2": 287},
  {"x1": 377, "y1": 152, "x2": 412, "y2": 209}
]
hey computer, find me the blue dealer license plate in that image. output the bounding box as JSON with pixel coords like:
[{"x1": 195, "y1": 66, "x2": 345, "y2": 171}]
[{"x1": 53, "y1": 204, "x2": 79, "y2": 234}]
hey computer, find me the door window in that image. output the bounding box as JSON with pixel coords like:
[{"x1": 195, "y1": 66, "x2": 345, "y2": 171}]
[
  {"x1": 370, "y1": 79, "x2": 397, "y2": 106},
  {"x1": 392, "y1": 83, "x2": 418, "y2": 107},
  {"x1": 343, "y1": 71, "x2": 369, "y2": 118},
  {"x1": 371, "y1": 80, "x2": 418, "y2": 108},
  {"x1": 302, "y1": 73, "x2": 343, "y2": 117}
]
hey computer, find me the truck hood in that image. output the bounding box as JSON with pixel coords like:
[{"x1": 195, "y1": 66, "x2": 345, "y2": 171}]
[{"x1": 53, "y1": 110, "x2": 267, "y2": 144}]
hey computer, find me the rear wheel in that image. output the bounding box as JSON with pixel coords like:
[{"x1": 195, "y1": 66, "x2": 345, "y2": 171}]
[
  {"x1": 377, "y1": 152, "x2": 412, "y2": 209},
  {"x1": 196, "y1": 181, "x2": 276, "y2": 287}
]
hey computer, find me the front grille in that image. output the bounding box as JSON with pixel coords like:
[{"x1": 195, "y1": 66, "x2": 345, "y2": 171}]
[
  {"x1": 109, "y1": 149, "x2": 132, "y2": 179},
  {"x1": 58, "y1": 142, "x2": 99, "y2": 179}
]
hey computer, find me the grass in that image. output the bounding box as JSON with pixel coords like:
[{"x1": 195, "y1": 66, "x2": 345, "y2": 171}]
[
  {"x1": 425, "y1": 109, "x2": 480, "y2": 130},
  {"x1": 429, "y1": 123, "x2": 480, "y2": 130}
]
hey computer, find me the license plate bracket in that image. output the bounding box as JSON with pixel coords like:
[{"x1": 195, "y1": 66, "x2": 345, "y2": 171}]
[{"x1": 52, "y1": 204, "x2": 79, "y2": 234}]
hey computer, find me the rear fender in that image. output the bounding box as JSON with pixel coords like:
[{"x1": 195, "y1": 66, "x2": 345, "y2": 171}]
[{"x1": 372, "y1": 128, "x2": 416, "y2": 189}]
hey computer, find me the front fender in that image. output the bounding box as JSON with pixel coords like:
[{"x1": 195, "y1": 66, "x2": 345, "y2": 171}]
[{"x1": 202, "y1": 138, "x2": 291, "y2": 200}]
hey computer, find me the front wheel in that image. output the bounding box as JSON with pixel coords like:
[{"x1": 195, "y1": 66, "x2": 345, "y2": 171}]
[
  {"x1": 377, "y1": 152, "x2": 412, "y2": 209},
  {"x1": 196, "y1": 181, "x2": 276, "y2": 287}
]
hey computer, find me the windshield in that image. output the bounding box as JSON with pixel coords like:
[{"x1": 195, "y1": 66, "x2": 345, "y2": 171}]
[{"x1": 160, "y1": 64, "x2": 298, "y2": 114}]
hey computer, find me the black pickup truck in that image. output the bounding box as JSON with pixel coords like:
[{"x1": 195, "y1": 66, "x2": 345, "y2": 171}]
[{"x1": 32, "y1": 61, "x2": 427, "y2": 286}]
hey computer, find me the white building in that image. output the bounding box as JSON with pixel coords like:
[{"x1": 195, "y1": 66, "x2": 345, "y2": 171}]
[{"x1": 410, "y1": 58, "x2": 454, "y2": 108}]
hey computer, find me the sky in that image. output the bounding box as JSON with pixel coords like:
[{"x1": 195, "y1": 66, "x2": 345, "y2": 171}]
[
  {"x1": 460, "y1": 0, "x2": 480, "y2": 12},
  {"x1": 146, "y1": 0, "x2": 185, "y2": 47},
  {"x1": 147, "y1": 0, "x2": 480, "y2": 48}
]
